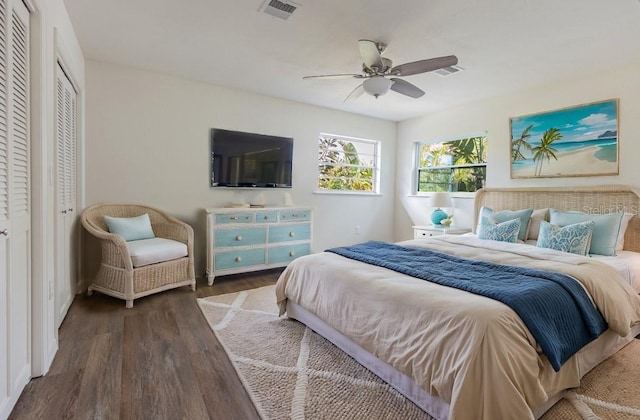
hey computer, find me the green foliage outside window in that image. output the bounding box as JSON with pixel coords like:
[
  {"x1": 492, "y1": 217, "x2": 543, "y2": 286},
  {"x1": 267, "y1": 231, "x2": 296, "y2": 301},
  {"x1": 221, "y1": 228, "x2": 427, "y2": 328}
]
[
  {"x1": 317, "y1": 135, "x2": 378, "y2": 192},
  {"x1": 417, "y1": 136, "x2": 487, "y2": 192}
]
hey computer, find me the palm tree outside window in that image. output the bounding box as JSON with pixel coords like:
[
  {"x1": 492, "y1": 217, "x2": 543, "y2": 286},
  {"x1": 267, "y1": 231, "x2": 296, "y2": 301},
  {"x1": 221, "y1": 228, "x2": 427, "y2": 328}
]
[
  {"x1": 317, "y1": 133, "x2": 380, "y2": 193},
  {"x1": 415, "y1": 135, "x2": 487, "y2": 193}
]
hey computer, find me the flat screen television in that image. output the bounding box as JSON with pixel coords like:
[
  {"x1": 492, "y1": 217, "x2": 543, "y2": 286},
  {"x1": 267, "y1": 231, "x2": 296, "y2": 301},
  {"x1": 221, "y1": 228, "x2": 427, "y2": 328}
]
[{"x1": 210, "y1": 128, "x2": 293, "y2": 188}]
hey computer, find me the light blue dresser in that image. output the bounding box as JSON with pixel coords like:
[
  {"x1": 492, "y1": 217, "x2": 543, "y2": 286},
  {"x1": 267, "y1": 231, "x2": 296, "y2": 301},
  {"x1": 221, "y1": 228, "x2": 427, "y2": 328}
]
[{"x1": 205, "y1": 206, "x2": 313, "y2": 285}]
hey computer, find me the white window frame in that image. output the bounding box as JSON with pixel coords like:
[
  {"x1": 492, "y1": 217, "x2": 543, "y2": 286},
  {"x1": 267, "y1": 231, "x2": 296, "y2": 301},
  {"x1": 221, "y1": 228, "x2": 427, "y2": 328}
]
[
  {"x1": 414, "y1": 133, "x2": 487, "y2": 195},
  {"x1": 316, "y1": 133, "x2": 381, "y2": 195}
]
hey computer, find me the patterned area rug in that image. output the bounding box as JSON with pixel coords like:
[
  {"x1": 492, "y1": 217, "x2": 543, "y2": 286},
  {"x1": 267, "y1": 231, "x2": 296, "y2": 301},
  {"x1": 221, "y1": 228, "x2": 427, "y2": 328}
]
[{"x1": 197, "y1": 285, "x2": 640, "y2": 419}]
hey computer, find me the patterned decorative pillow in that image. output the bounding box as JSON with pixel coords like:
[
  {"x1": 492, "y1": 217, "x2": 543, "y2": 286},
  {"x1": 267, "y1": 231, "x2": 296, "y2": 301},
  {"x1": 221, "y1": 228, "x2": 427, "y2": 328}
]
[
  {"x1": 477, "y1": 217, "x2": 521, "y2": 243},
  {"x1": 536, "y1": 220, "x2": 594, "y2": 256},
  {"x1": 549, "y1": 209, "x2": 623, "y2": 256},
  {"x1": 478, "y1": 207, "x2": 533, "y2": 241}
]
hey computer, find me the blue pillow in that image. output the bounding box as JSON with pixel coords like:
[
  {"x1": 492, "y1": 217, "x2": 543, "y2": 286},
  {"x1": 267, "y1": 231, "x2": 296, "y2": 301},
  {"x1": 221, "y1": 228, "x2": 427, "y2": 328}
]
[
  {"x1": 104, "y1": 213, "x2": 155, "y2": 242},
  {"x1": 549, "y1": 209, "x2": 623, "y2": 256},
  {"x1": 478, "y1": 217, "x2": 521, "y2": 243},
  {"x1": 536, "y1": 220, "x2": 594, "y2": 256},
  {"x1": 479, "y1": 207, "x2": 533, "y2": 241}
]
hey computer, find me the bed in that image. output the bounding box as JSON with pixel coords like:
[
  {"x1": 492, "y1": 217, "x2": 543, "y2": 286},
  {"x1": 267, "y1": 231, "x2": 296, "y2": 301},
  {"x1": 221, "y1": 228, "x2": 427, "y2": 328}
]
[{"x1": 275, "y1": 185, "x2": 640, "y2": 419}]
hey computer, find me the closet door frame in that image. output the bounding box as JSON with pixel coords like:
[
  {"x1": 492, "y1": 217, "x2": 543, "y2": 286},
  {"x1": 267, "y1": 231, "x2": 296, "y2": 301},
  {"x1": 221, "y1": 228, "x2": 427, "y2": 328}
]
[
  {"x1": 53, "y1": 60, "x2": 77, "y2": 327},
  {"x1": 22, "y1": 0, "x2": 50, "y2": 377},
  {"x1": 55, "y1": 29, "x2": 83, "y2": 296}
]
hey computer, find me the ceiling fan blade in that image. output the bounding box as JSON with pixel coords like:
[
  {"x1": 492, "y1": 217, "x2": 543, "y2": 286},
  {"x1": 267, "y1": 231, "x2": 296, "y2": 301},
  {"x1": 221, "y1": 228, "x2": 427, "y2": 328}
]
[
  {"x1": 358, "y1": 39, "x2": 384, "y2": 71},
  {"x1": 303, "y1": 73, "x2": 363, "y2": 80},
  {"x1": 344, "y1": 83, "x2": 365, "y2": 103},
  {"x1": 390, "y1": 55, "x2": 458, "y2": 76},
  {"x1": 390, "y1": 78, "x2": 425, "y2": 98}
]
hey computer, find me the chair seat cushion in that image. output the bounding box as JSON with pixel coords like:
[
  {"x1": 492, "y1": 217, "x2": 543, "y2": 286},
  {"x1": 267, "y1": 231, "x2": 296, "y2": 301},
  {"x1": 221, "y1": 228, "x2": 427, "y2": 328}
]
[{"x1": 126, "y1": 238, "x2": 188, "y2": 268}]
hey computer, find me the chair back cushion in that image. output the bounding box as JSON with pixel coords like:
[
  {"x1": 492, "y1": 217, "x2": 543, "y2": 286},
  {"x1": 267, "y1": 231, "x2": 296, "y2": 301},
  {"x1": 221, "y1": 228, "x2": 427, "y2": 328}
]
[{"x1": 104, "y1": 213, "x2": 155, "y2": 241}]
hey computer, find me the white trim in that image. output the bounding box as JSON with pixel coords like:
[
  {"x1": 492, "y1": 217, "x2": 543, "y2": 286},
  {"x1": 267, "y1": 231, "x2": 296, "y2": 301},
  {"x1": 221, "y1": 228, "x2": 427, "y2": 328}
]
[
  {"x1": 414, "y1": 130, "x2": 489, "y2": 146},
  {"x1": 22, "y1": 0, "x2": 37, "y2": 12},
  {"x1": 27, "y1": 0, "x2": 56, "y2": 378},
  {"x1": 409, "y1": 192, "x2": 476, "y2": 199},
  {"x1": 314, "y1": 190, "x2": 383, "y2": 197}
]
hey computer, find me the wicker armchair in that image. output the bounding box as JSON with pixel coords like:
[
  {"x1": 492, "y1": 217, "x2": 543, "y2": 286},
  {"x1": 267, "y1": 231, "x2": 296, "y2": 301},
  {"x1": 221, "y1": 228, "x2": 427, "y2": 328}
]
[{"x1": 81, "y1": 203, "x2": 196, "y2": 308}]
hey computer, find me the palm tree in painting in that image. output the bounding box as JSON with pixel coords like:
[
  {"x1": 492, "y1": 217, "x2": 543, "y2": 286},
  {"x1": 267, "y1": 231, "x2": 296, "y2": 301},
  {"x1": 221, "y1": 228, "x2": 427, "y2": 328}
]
[
  {"x1": 511, "y1": 124, "x2": 533, "y2": 163},
  {"x1": 532, "y1": 128, "x2": 562, "y2": 176}
]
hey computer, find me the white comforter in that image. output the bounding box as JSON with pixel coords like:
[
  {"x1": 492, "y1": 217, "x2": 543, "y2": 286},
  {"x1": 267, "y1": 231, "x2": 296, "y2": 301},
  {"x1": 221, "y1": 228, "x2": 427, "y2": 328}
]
[{"x1": 276, "y1": 236, "x2": 640, "y2": 420}]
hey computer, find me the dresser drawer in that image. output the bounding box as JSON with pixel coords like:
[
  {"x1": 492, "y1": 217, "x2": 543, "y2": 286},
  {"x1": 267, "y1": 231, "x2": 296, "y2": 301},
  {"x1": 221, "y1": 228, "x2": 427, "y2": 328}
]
[
  {"x1": 269, "y1": 223, "x2": 311, "y2": 243},
  {"x1": 215, "y1": 248, "x2": 265, "y2": 270},
  {"x1": 414, "y1": 229, "x2": 443, "y2": 238},
  {"x1": 279, "y1": 210, "x2": 311, "y2": 222},
  {"x1": 215, "y1": 227, "x2": 267, "y2": 247},
  {"x1": 268, "y1": 243, "x2": 310, "y2": 264},
  {"x1": 255, "y1": 211, "x2": 279, "y2": 224},
  {"x1": 215, "y1": 212, "x2": 254, "y2": 224}
]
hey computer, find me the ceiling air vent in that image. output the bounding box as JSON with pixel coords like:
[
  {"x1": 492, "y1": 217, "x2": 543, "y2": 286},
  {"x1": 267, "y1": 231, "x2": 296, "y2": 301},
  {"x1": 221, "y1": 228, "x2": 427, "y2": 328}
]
[
  {"x1": 434, "y1": 65, "x2": 464, "y2": 77},
  {"x1": 260, "y1": 0, "x2": 298, "y2": 20}
]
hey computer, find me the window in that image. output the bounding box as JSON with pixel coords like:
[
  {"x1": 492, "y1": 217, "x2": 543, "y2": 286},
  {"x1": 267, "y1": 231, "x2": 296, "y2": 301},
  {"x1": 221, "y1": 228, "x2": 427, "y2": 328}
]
[
  {"x1": 416, "y1": 135, "x2": 487, "y2": 193},
  {"x1": 317, "y1": 133, "x2": 380, "y2": 193}
]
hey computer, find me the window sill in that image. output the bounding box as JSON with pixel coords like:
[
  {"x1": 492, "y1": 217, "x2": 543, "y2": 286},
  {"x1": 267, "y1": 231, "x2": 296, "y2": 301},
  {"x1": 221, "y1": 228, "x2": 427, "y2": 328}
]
[
  {"x1": 314, "y1": 190, "x2": 382, "y2": 197},
  {"x1": 409, "y1": 192, "x2": 476, "y2": 199}
]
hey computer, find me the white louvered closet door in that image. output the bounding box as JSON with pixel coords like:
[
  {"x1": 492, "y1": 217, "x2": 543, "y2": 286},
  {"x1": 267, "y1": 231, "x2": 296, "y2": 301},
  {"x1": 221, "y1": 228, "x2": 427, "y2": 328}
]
[
  {"x1": 0, "y1": 0, "x2": 31, "y2": 418},
  {"x1": 55, "y1": 63, "x2": 76, "y2": 327}
]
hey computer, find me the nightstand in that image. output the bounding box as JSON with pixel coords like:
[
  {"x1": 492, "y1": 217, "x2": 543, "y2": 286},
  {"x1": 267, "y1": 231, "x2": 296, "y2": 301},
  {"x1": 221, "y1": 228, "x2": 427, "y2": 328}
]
[{"x1": 413, "y1": 225, "x2": 471, "y2": 239}]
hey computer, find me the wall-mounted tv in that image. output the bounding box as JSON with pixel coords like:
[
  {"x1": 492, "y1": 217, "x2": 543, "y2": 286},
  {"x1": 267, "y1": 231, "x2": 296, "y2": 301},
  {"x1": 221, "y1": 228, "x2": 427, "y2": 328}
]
[{"x1": 210, "y1": 128, "x2": 293, "y2": 188}]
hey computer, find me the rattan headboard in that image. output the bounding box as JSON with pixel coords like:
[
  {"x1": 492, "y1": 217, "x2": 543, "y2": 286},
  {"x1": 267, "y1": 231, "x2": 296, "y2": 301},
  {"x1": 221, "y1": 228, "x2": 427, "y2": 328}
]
[{"x1": 474, "y1": 185, "x2": 640, "y2": 253}]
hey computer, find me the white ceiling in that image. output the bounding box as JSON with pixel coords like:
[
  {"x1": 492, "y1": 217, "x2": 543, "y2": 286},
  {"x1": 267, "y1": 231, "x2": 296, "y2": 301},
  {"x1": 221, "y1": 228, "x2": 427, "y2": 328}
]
[{"x1": 62, "y1": 0, "x2": 640, "y2": 122}]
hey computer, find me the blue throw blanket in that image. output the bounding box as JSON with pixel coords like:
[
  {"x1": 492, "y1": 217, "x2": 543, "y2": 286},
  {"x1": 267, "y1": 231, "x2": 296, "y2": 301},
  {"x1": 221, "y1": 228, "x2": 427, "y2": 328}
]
[{"x1": 326, "y1": 241, "x2": 608, "y2": 371}]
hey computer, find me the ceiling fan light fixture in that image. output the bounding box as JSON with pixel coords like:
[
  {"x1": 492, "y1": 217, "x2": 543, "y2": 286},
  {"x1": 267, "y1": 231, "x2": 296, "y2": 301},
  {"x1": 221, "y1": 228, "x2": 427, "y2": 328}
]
[{"x1": 363, "y1": 76, "x2": 392, "y2": 98}]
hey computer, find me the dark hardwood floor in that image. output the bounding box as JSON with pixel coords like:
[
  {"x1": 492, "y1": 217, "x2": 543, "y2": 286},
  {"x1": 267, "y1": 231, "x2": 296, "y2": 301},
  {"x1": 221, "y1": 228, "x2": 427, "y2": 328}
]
[{"x1": 9, "y1": 269, "x2": 283, "y2": 420}]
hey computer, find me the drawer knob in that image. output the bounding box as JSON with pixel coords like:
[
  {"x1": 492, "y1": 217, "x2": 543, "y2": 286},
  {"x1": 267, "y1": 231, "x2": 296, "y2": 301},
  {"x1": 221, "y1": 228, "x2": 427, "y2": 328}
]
[
  {"x1": 289, "y1": 251, "x2": 295, "y2": 257},
  {"x1": 264, "y1": 215, "x2": 269, "y2": 220},
  {"x1": 236, "y1": 235, "x2": 242, "y2": 241},
  {"x1": 289, "y1": 231, "x2": 295, "y2": 237},
  {"x1": 230, "y1": 216, "x2": 238, "y2": 220},
  {"x1": 235, "y1": 256, "x2": 242, "y2": 262}
]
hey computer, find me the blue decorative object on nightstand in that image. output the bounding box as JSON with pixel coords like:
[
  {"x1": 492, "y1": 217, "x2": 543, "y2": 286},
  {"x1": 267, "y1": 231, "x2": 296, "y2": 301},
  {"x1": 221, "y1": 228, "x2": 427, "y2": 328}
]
[
  {"x1": 431, "y1": 208, "x2": 448, "y2": 225},
  {"x1": 429, "y1": 191, "x2": 452, "y2": 225}
]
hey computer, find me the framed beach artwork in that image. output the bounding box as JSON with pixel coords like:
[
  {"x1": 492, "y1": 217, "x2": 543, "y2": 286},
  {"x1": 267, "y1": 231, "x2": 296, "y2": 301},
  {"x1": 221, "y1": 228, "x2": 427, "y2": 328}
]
[{"x1": 510, "y1": 99, "x2": 619, "y2": 178}]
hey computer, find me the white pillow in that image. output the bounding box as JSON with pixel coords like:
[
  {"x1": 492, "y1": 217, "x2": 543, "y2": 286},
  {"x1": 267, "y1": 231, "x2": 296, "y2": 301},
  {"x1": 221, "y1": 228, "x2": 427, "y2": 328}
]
[
  {"x1": 616, "y1": 213, "x2": 634, "y2": 251},
  {"x1": 526, "y1": 208, "x2": 549, "y2": 241}
]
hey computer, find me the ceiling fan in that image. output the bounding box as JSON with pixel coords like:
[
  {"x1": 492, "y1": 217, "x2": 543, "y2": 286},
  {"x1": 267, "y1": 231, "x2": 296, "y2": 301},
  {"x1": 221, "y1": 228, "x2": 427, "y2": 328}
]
[{"x1": 303, "y1": 39, "x2": 458, "y2": 103}]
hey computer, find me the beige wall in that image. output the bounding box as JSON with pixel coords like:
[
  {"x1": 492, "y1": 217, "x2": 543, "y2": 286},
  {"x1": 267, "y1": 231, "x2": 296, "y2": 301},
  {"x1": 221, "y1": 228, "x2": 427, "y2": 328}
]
[
  {"x1": 84, "y1": 57, "x2": 640, "y2": 276},
  {"x1": 84, "y1": 60, "x2": 397, "y2": 279},
  {"x1": 394, "y1": 61, "x2": 640, "y2": 241}
]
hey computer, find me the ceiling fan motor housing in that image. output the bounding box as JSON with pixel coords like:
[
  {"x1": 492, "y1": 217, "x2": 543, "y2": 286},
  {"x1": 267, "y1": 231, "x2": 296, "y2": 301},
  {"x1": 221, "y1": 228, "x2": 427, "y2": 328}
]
[{"x1": 363, "y1": 57, "x2": 392, "y2": 75}]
